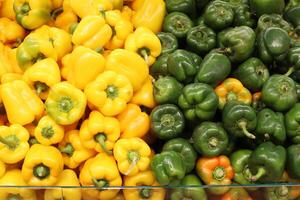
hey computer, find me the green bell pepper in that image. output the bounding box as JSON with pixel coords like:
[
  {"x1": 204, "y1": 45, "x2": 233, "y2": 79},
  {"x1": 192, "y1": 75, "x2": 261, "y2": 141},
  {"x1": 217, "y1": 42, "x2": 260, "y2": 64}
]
[
  {"x1": 287, "y1": 144, "x2": 300, "y2": 179},
  {"x1": 195, "y1": 52, "x2": 231, "y2": 87},
  {"x1": 170, "y1": 174, "x2": 207, "y2": 200},
  {"x1": 189, "y1": 51, "x2": 202, "y2": 70},
  {"x1": 296, "y1": 83, "x2": 300, "y2": 101},
  {"x1": 151, "y1": 151, "x2": 186, "y2": 186},
  {"x1": 153, "y1": 76, "x2": 183, "y2": 105},
  {"x1": 285, "y1": 0, "x2": 300, "y2": 12},
  {"x1": 150, "y1": 104, "x2": 185, "y2": 140},
  {"x1": 195, "y1": 16, "x2": 205, "y2": 26},
  {"x1": 195, "y1": 0, "x2": 209, "y2": 10},
  {"x1": 257, "y1": 27, "x2": 290, "y2": 64},
  {"x1": 249, "y1": 142, "x2": 286, "y2": 182},
  {"x1": 286, "y1": 47, "x2": 300, "y2": 76},
  {"x1": 256, "y1": 14, "x2": 294, "y2": 34},
  {"x1": 265, "y1": 186, "x2": 292, "y2": 200},
  {"x1": 217, "y1": 26, "x2": 256, "y2": 63},
  {"x1": 167, "y1": 49, "x2": 200, "y2": 83},
  {"x1": 186, "y1": 25, "x2": 216, "y2": 55},
  {"x1": 222, "y1": 100, "x2": 257, "y2": 139},
  {"x1": 249, "y1": 0, "x2": 285, "y2": 17},
  {"x1": 255, "y1": 108, "x2": 286, "y2": 144},
  {"x1": 261, "y1": 74, "x2": 297, "y2": 112},
  {"x1": 165, "y1": 0, "x2": 197, "y2": 19},
  {"x1": 178, "y1": 83, "x2": 219, "y2": 121},
  {"x1": 233, "y1": 4, "x2": 256, "y2": 28},
  {"x1": 223, "y1": 137, "x2": 236, "y2": 156},
  {"x1": 230, "y1": 149, "x2": 254, "y2": 185},
  {"x1": 233, "y1": 57, "x2": 269, "y2": 92},
  {"x1": 156, "y1": 32, "x2": 178, "y2": 54},
  {"x1": 163, "y1": 12, "x2": 194, "y2": 39},
  {"x1": 284, "y1": 6, "x2": 300, "y2": 30},
  {"x1": 162, "y1": 138, "x2": 197, "y2": 173},
  {"x1": 203, "y1": 0, "x2": 234, "y2": 31},
  {"x1": 290, "y1": 68, "x2": 300, "y2": 83},
  {"x1": 219, "y1": 0, "x2": 248, "y2": 6},
  {"x1": 150, "y1": 54, "x2": 170, "y2": 79},
  {"x1": 192, "y1": 122, "x2": 229, "y2": 157},
  {"x1": 285, "y1": 103, "x2": 300, "y2": 144}
]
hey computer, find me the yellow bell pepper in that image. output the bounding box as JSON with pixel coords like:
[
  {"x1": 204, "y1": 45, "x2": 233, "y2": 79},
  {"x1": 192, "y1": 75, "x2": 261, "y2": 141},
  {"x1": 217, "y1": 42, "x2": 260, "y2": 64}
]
[
  {"x1": 131, "y1": 0, "x2": 166, "y2": 33},
  {"x1": 72, "y1": 15, "x2": 112, "y2": 51},
  {"x1": 50, "y1": 0, "x2": 63, "y2": 9},
  {"x1": 63, "y1": 121, "x2": 78, "y2": 132},
  {"x1": 45, "y1": 81, "x2": 87, "y2": 125},
  {"x1": 113, "y1": 137, "x2": 151, "y2": 176},
  {"x1": 104, "y1": 10, "x2": 133, "y2": 50},
  {"x1": 7, "y1": 48, "x2": 23, "y2": 74},
  {"x1": 131, "y1": 76, "x2": 156, "y2": 108},
  {"x1": 105, "y1": 49, "x2": 149, "y2": 91},
  {"x1": 23, "y1": 58, "x2": 61, "y2": 100},
  {"x1": 70, "y1": 0, "x2": 113, "y2": 18},
  {"x1": 24, "y1": 123, "x2": 39, "y2": 146},
  {"x1": 0, "y1": 44, "x2": 22, "y2": 80},
  {"x1": 1, "y1": 80, "x2": 44, "y2": 125},
  {"x1": 123, "y1": 170, "x2": 166, "y2": 200},
  {"x1": 0, "y1": 0, "x2": 15, "y2": 20},
  {"x1": 34, "y1": 115, "x2": 64, "y2": 145},
  {"x1": 125, "y1": 27, "x2": 161, "y2": 66},
  {"x1": 58, "y1": 130, "x2": 95, "y2": 169},
  {"x1": 44, "y1": 169, "x2": 81, "y2": 200},
  {"x1": 0, "y1": 160, "x2": 5, "y2": 178},
  {"x1": 117, "y1": 103, "x2": 150, "y2": 138},
  {"x1": 22, "y1": 144, "x2": 64, "y2": 186},
  {"x1": 0, "y1": 124, "x2": 30, "y2": 164},
  {"x1": 84, "y1": 71, "x2": 133, "y2": 116},
  {"x1": 79, "y1": 153, "x2": 122, "y2": 200},
  {"x1": 0, "y1": 169, "x2": 37, "y2": 200},
  {"x1": 79, "y1": 111, "x2": 120, "y2": 154},
  {"x1": 121, "y1": 6, "x2": 133, "y2": 21},
  {"x1": 0, "y1": 17, "x2": 25, "y2": 47},
  {"x1": 1, "y1": 73, "x2": 22, "y2": 83},
  {"x1": 61, "y1": 46, "x2": 105, "y2": 90}
]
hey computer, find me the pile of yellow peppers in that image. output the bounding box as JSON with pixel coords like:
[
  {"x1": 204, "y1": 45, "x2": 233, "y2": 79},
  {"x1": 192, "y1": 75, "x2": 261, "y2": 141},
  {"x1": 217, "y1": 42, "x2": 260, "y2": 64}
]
[{"x1": 0, "y1": 0, "x2": 167, "y2": 199}]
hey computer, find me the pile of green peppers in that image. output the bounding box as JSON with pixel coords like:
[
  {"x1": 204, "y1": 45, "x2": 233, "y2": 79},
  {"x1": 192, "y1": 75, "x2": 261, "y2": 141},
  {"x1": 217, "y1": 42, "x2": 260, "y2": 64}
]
[{"x1": 148, "y1": 0, "x2": 300, "y2": 199}]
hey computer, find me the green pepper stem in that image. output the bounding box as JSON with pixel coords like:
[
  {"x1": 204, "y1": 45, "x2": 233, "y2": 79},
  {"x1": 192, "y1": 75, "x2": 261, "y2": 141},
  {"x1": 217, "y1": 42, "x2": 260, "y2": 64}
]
[
  {"x1": 284, "y1": 67, "x2": 295, "y2": 77},
  {"x1": 51, "y1": 7, "x2": 63, "y2": 19},
  {"x1": 7, "y1": 194, "x2": 22, "y2": 200},
  {"x1": 250, "y1": 167, "x2": 266, "y2": 182},
  {"x1": 238, "y1": 121, "x2": 256, "y2": 139},
  {"x1": 124, "y1": 151, "x2": 140, "y2": 175},
  {"x1": 29, "y1": 137, "x2": 39, "y2": 146},
  {"x1": 21, "y1": 2, "x2": 30, "y2": 14},
  {"x1": 34, "y1": 81, "x2": 49, "y2": 94},
  {"x1": 58, "y1": 97, "x2": 74, "y2": 113},
  {"x1": 33, "y1": 164, "x2": 50, "y2": 180},
  {"x1": 140, "y1": 188, "x2": 152, "y2": 199},
  {"x1": 208, "y1": 137, "x2": 218, "y2": 148},
  {"x1": 69, "y1": 23, "x2": 78, "y2": 34},
  {"x1": 213, "y1": 166, "x2": 226, "y2": 181},
  {"x1": 0, "y1": 135, "x2": 19, "y2": 150},
  {"x1": 94, "y1": 134, "x2": 112, "y2": 155},
  {"x1": 41, "y1": 126, "x2": 55, "y2": 139},
  {"x1": 138, "y1": 48, "x2": 150, "y2": 65},
  {"x1": 105, "y1": 85, "x2": 118, "y2": 100},
  {"x1": 59, "y1": 143, "x2": 74, "y2": 156},
  {"x1": 275, "y1": 186, "x2": 289, "y2": 197},
  {"x1": 92, "y1": 178, "x2": 108, "y2": 189},
  {"x1": 95, "y1": 47, "x2": 104, "y2": 54}
]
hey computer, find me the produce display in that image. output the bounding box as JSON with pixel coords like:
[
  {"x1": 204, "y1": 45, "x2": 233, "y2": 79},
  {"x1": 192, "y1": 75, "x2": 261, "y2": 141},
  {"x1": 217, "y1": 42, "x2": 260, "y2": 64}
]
[{"x1": 0, "y1": 0, "x2": 299, "y2": 199}]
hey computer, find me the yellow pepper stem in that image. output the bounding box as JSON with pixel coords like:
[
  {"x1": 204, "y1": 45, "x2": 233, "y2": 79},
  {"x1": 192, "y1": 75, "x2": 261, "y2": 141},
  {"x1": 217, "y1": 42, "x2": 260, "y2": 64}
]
[
  {"x1": 41, "y1": 126, "x2": 55, "y2": 139},
  {"x1": 51, "y1": 8, "x2": 64, "y2": 20},
  {"x1": 124, "y1": 151, "x2": 140, "y2": 175},
  {"x1": 0, "y1": 135, "x2": 19, "y2": 150},
  {"x1": 94, "y1": 133, "x2": 112, "y2": 155},
  {"x1": 69, "y1": 23, "x2": 79, "y2": 34},
  {"x1": 59, "y1": 143, "x2": 74, "y2": 156},
  {"x1": 238, "y1": 121, "x2": 256, "y2": 140},
  {"x1": 105, "y1": 85, "x2": 118, "y2": 99},
  {"x1": 7, "y1": 194, "x2": 23, "y2": 200},
  {"x1": 20, "y1": 3, "x2": 31, "y2": 15},
  {"x1": 138, "y1": 48, "x2": 150, "y2": 65},
  {"x1": 250, "y1": 167, "x2": 267, "y2": 182},
  {"x1": 92, "y1": 178, "x2": 109, "y2": 190},
  {"x1": 33, "y1": 164, "x2": 50, "y2": 180},
  {"x1": 275, "y1": 186, "x2": 289, "y2": 198},
  {"x1": 227, "y1": 92, "x2": 237, "y2": 101},
  {"x1": 140, "y1": 189, "x2": 152, "y2": 199},
  {"x1": 29, "y1": 137, "x2": 39, "y2": 145},
  {"x1": 58, "y1": 97, "x2": 74, "y2": 113},
  {"x1": 34, "y1": 81, "x2": 49, "y2": 94}
]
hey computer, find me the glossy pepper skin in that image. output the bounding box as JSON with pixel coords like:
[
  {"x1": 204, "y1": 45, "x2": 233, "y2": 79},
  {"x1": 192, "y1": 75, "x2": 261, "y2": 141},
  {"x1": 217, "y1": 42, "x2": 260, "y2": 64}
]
[
  {"x1": 215, "y1": 78, "x2": 252, "y2": 110},
  {"x1": 0, "y1": 124, "x2": 30, "y2": 164},
  {"x1": 203, "y1": 1, "x2": 234, "y2": 31},
  {"x1": 79, "y1": 153, "x2": 122, "y2": 200},
  {"x1": 123, "y1": 170, "x2": 166, "y2": 200},
  {"x1": 222, "y1": 100, "x2": 257, "y2": 140},
  {"x1": 105, "y1": 49, "x2": 149, "y2": 92},
  {"x1": 150, "y1": 104, "x2": 185, "y2": 140},
  {"x1": 170, "y1": 174, "x2": 207, "y2": 200},
  {"x1": 262, "y1": 75, "x2": 297, "y2": 112},
  {"x1": 256, "y1": 14, "x2": 293, "y2": 34},
  {"x1": 151, "y1": 151, "x2": 186, "y2": 186},
  {"x1": 44, "y1": 169, "x2": 81, "y2": 200},
  {"x1": 23, "y1": 58, "x2": 61, "y2": 100},
  {"x1": 285, "y1": 6, "x2": 300, "y2": 30},
  {"x1": 285, "y1": 103, "x2": 300, "y2": 144},
  {"x1": 153, "y1": 76, "x2": 183, "y2": 105},
  {"x1": 217, "y1": 26, "x2": 256, "y2": 63},
  {"x1": 0, "y1": 169, "x2": 37, "y2": 200},
  {"x1": 70, "y1": 0, "x2": 113, "y2": 19},
  {"x1": 196, "y1": 155, "x2": 234, "y2": 195},
  {"x1": 163, "y1": 12, "x2": 194, "y2": 39},
  {"x1": 195, "y1": 51, "x2": 231, "y2": 87},
  {"x1": 233, "y1": 4, "x2": 256, "y2": 28},
  {"x1": 165, "y1": 0, "x2": 196, "y2": 18},
  {"x1": 80, "y1": 111, "x2": 120, "y2": 155},
  {"x1": 162, "y1": 138, "x2": 197, "y2": 173},
  {"x1": 1, "y1": 80, "x2": 44, "y2": 125},
  {"x1": 22, "y1": 144, "x2": 64, "y2": 186},
  {"x1": 233, "y1": 57, "x2": 269, "y2": 92},
  {"x1": 221, "y1": 188, "x2": 252, "y2": 200},
  {"x1": 186, "y1": 25, "x2": 216, "y2": 55},
  {"x1": 192, "y1": 122, "x2": 229, "y2": 157},
  {"x1": 0, "y1": 17, "x2": 25, "y2": 47},
  {"x1": 113, "y1": 137, "x2": 151, "y2": 176},
  {"x1": 178, "y1": 83, "x2": 218, "y2": 121},
  {"x1": 61, "y1": 46, "x2": 105, "y2": 90},
  {"x1": 287, "y1": 144, "x2": 300, "y2": 179},
  {"x1": 45, "y1": 82, "x2": 87, "y2": 125},
  {"x1": 230, "y1": 149, "x2": 254, "y2": 185},
  {"x1": 117, "y1": 103, "x2": 150, "y2": 139},
  {"x1": 131, "y1": 0, "x2": 166, "y2": 33},
  {"x1": 131, "y1": 76, "x2": 156, "y2": 109},
  {"x1": 249, "y1": 0, "x2": 285, "y2": 17},
  {"x1": 0, "y1": 44, "x2": 22, "y2": 79},
  {"x1": 13, "y1": 0, "x2": 52, "y2": 29},
  {"x1": 157, "y1": 32, "x2": 178, "y2": 54},
  {"x1": 125, "y1": 27, "x2": 161, "y2": 66},
  {"x1": 287, "y1": 47, "x2": 300, "y2": 75},
  {"x1": 255, "y1": 108, "x2": 286, "y2": 144},
  {"x1": 84, "y1": 71, "x2": 133, "y2": 117}
]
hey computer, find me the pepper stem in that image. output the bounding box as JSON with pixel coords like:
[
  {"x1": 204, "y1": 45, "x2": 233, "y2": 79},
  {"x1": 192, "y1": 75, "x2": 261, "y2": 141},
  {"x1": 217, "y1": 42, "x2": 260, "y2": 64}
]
[
  {"x1": 58, "y1": 97, "x2": 73, "y2": 113},
  {"x1": 250, "y1": 167, "x2": 266, "y2": 182},
  {"x1": 138, "y1": 48, "x2": 150, "y2": 65},
  {"x1": 33, "y1": 164, "x2": 50, "y2": 180},
  {"x1": 51, "y1": 7, "x2": 63, "y2": 20},
  {"x1": 41, "y1": 126, "x2": 55, "y2": 139},
  {"x1": 69, "y1": 23, "x2": 78, "y2": 34},
  {"x1": 140, "y1": 188, "x2": 152, "y2": 199},
  {"x1": 34, "y1": 81, "x2": 49, "y2": 94},
  {"x1": 213, "y1": 166, "x2": 226, "y2": 181},
  {"x1": 59, "y1": 143, "x2": 74, "y2": 156},
  {"x1": 238, "y1": 121, "x2": 256, "y2": 139},
  {"x1": 0, "y1": 135, "x2": 19, "y2": 150},
  {"x1": 92, "y1": 178, "x2": 108, "y2": 189},
  {"x1": 21, "y1": 2, "x2": 30, "y2": 14},
  {"x1": 94, "y1": 133, "x2": 112, "y2": 155},
  {"x1": 105, "y1": 85, "x2": 118, "y2": 100},
  {"x1": 29, "y1": 137, "x2": 39, "y2": 145},
  {"x1": 275, "y1": 186, "x2": 289, "y2": 197},
  {"x1": 7, "y1": 194, "x2": 22, "y2": 200},
  {"x1": 124, "y1": 151, "x2": 140, "y2": 175},
  {"x1": 208, "y1": 137, "x2": 218, "y2": 148},
  {"x1": 284, "y1": 67, "x2": 295, "y2": 77}
]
